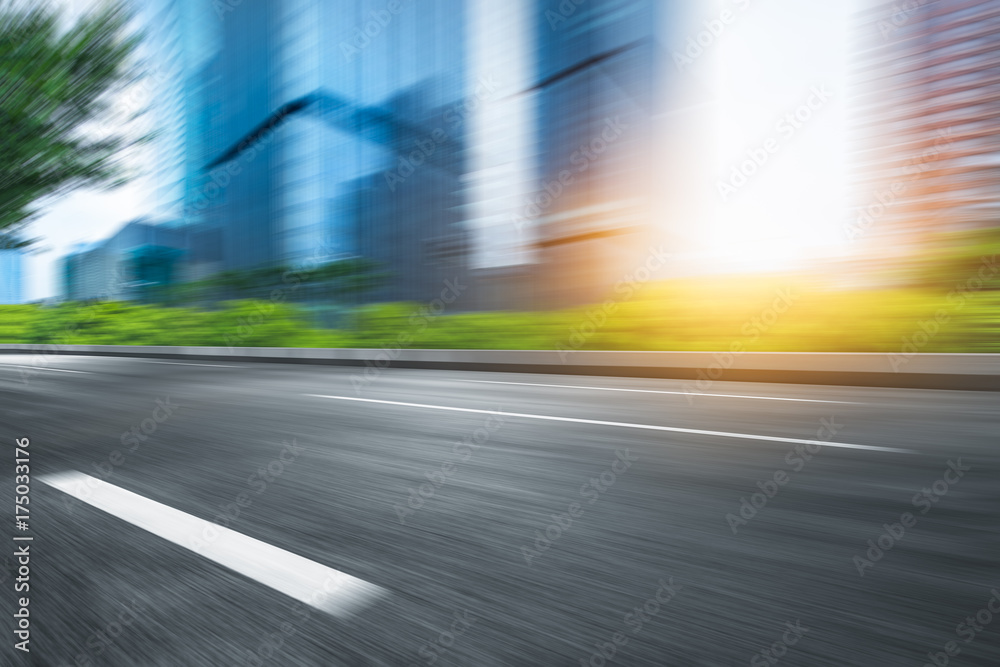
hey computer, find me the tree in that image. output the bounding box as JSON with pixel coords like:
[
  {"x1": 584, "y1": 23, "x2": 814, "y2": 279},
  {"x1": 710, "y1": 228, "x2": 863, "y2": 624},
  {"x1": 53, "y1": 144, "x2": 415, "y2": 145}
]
[
  {"x1": 0, "y1": 0, "x2": 143, "y2": 248},
  {"x1": 161, "y1": 258, "x2": 389, "y2": 307}
]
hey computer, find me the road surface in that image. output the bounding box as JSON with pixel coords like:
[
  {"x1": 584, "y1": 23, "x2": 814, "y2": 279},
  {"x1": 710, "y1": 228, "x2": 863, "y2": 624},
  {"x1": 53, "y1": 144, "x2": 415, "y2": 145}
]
[{"x1": 0, "y1": 354, "x2": 997, "y2": 666}]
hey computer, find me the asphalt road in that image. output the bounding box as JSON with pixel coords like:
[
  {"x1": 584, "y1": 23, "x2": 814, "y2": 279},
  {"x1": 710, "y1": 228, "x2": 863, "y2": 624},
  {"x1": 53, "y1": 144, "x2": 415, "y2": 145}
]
[{"x1": 0, "y1": 354, "x2": 998, "y2": 666}]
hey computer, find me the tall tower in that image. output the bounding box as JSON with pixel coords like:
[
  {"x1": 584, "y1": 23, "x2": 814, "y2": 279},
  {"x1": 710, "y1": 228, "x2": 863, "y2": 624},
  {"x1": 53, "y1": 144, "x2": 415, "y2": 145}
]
[{"x1": 848, "y1": 0, "x2": 1000, "y2": 255}]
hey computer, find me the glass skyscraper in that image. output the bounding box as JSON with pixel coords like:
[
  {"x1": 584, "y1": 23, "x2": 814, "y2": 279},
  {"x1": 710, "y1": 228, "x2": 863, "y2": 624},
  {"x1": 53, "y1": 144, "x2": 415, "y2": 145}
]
[
  {"x1": 147, "y1": 0, "x2": 689, "y2": 308},
  {"x1": 529, "y1": 0, "x2": 675, "y2": 307},
  {"x1": 849, "y1": 0, "x2": 1000, "y2": 250},
  {"x1": 0, "y1": 250, "x2": 24, "y2": 304},
  {"x1": 170, "y1": 0, "x2": 471, "y2": 302},
  {"x1": 466, "y1": 0, "x2": 689, "y2": 308}
]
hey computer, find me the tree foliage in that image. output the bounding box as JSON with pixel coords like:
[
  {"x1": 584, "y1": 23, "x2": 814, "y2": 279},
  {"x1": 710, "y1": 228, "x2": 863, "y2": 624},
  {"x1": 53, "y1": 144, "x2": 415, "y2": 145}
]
[
  {"x1": 0, "y1": 0, "x2": 142, "y2": 247},
  {"x1": 160, "y1": 258, "x2": 390, "y2": 306}
]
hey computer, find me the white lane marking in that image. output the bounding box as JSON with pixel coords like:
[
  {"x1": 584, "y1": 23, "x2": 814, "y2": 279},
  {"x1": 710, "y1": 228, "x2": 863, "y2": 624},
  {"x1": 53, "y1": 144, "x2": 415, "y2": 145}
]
[
  {"x1": 461, "y1": 379, "x2": 857, "y2": 404},
  {"x1": 40, "y1": 472, "x2": 387, "y2": 617},
  {"x1": 306, "y1": 394, "x2": 912, "y2": 453},
  {"x1": 0, "y1": 364, "x2": 91, "y2": 374},
  {"x1": 126, "y1": 359, "x2": 238, "y2": 368}
]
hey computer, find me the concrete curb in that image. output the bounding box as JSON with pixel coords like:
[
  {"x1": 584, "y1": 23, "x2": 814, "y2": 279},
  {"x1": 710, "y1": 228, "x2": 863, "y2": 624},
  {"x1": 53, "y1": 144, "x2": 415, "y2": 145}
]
[{"x1": 1, "y1": 344, "x2": 998, "y2": 391}]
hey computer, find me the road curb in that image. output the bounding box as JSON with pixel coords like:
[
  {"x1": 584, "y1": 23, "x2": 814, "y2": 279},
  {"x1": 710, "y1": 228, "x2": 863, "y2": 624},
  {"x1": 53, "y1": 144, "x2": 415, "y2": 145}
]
[{"x1": 2, "y1": 344, "x2": 999, "y2": 391}]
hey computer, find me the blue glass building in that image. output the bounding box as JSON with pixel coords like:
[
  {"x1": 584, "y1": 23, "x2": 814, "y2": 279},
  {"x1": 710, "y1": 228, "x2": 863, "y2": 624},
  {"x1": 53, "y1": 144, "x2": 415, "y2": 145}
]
[
  {"x1": 61, "y1": 221, "x2": 187, "y2": 302},
  {"x1": 152, "y1": 0, "x2": 691, "y2": 308},
  {"x1": 528, "y1": 0, "x2": 679, "y2": 306},
  {"x1": 174, "y1": 0, "x2": 471, "y2": 303},
  {"x1": 0, "y1": 250, "x2": 24, "y2": 304}
]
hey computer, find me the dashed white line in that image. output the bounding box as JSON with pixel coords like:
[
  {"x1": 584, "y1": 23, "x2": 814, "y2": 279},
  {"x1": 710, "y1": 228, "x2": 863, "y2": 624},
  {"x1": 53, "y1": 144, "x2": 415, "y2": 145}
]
[
  {"x1": 305, "y1": 394, "x2": 911, "y2": 453},
  {"x1": 461, "y1": 379, "x2": 857, "y2": 403},
  {"x1": 126, "y1": 359, "x2": 238, "y2": 368},
  {"x1": 40, "y1": 472, "x2": 387, "y2": 617},
  {"x1": 0, "y1": 364, "x2": 91, "y2": 374}
]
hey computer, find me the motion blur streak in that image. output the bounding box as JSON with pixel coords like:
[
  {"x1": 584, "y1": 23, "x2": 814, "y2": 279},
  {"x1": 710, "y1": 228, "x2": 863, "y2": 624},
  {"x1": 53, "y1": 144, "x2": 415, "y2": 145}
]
[
  {"x1": 40, "y1": 471, "x2": 387, "y2": 618},
  {"x1": 1, "y1": 0, "x2": 999, "y2": 665},
  {"x1": 1, "y1": 356, "x2": 998, "y2": 664},
  {"x1": 1, "y1": 0, "x2": 999, "y2": 354}
]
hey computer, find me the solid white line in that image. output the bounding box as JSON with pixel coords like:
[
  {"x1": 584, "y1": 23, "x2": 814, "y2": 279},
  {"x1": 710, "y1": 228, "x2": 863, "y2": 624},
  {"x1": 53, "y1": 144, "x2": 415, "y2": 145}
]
[
  {"x1": 0, "y1": 364, "x2": 91, "y2": 374},
  {"x1": 461, "y1": 379, "x2": 857, "y2": 404},
  {"x1": 306, "y1": 395, "x2": 911, "y2": 453},
  {"x1": 127, "y1": 359, "x2": 238, "y2": 368},
  {"x1": 40, "y1": 472, "x2": 387, "y2": 617}
]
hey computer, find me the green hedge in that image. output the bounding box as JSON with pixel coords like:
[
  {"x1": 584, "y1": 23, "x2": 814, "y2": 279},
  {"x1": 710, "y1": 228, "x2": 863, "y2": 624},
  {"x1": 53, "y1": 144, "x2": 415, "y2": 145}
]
[{"x1": 2, "y1": 272, "x2": 999, "y2": 352}]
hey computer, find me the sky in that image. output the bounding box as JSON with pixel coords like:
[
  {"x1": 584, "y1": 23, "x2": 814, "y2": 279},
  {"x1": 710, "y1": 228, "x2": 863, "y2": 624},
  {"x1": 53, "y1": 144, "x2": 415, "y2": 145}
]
[
  {"x1": 684, "y1": 0, "x2": 859, "y2": 271},
  {"x1": 22, "y1": 0, "x2": 859, "y2": 300},
  {"x1": 25, "y1": 0, "x2": 165, "y2": 301}
]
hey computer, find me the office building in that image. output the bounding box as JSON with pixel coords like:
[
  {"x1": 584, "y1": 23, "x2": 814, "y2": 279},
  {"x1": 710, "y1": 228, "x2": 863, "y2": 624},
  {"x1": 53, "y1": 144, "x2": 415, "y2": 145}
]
[
  {"x1": 177, "y1": 0, "x2": 471, "y2": 304},
  {"x1": 0, "y1": 249, "x2": 25, "y2": 304},
  {"x1": 465, "y1": 0, "x2": 693, "y2": 309},
  {"x1": 151, "y1": 0, "x2": 694, "y2": 308},
  {"x1": 62, "y1": 220, "x2": 187, "y2": 302},
  {"x1": 848, "y1": 0, "x2": 1000, "y2": 251}
]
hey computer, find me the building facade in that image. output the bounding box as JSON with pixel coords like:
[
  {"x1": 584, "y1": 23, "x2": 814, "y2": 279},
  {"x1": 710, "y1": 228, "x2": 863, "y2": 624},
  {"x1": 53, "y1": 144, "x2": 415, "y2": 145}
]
[
  {"x1": 62, "y1": 221, "x2": 187, "y2": 302},
  {"x1": 528, "y1": 0, "x2": 676, "y2": 307},
  {"x1": 848, "y1": 0, "x2": 1000, "y2": 252},
  {"x1": 0, "y1": 250, "x2": 24, "y2": 304},
  {"x1": 175, "y1": 0, "x2": 471, "y2": 303},
  {"x1": 467, "y1": 0, "x2": 696, "y2": 308},
  {"x1": 140, "y1": 0, "x2": 695, "y2": 308}
]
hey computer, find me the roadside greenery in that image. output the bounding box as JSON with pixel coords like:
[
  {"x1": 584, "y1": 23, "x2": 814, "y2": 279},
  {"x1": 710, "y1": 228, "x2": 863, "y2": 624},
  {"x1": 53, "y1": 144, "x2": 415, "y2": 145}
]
[
  {"x1": 2, "y1": 272, "x2": 998, "y2": 352},
  {"x1": 0, "y1": 0, "x2": 142, "y2": 247},
  {"x1": 4, "y1": 228, "x2": 997, "y2": 351}
]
